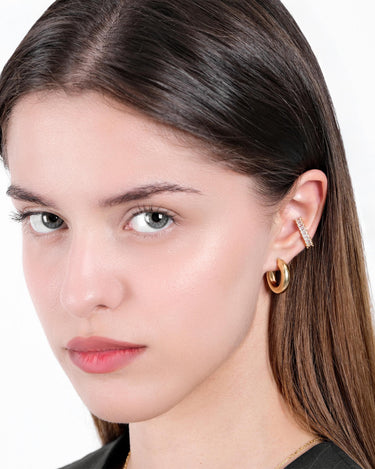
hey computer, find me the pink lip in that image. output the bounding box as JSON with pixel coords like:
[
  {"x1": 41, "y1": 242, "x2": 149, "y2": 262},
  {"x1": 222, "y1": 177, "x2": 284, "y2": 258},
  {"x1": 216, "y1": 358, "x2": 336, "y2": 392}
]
[{"x1": 66, "y1": 336, "x2": 146, "y2": 374}]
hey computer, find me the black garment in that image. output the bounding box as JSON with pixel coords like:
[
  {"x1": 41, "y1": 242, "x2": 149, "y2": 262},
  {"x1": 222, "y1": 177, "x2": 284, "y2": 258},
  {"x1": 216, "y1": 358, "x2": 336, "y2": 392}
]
[
  {"x1": 59, "y1": 431, "x2": 362, "y2": 469},
  {"x1": 59, "y1": 428, "x2": 130, "y2": 469},
  {"x1": 285, "y1": 441, "x2": 361, "y2": 468}
]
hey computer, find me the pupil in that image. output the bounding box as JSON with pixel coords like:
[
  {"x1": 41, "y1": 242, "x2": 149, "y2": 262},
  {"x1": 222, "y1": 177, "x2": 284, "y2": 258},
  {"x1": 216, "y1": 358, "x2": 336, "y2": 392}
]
[{"x1": 152, "y1": 213, "x2": 162, "y2": 222}]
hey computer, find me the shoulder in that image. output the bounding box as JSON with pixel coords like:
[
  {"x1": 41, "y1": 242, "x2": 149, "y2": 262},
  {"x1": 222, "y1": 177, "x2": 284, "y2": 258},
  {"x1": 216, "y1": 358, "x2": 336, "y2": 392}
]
[
  {"x1": 58, "y1": 432, "x2": 129, "y2": 469},
  {"x1": 286, "y1": 441, "x2": 362, "y2": 469}
]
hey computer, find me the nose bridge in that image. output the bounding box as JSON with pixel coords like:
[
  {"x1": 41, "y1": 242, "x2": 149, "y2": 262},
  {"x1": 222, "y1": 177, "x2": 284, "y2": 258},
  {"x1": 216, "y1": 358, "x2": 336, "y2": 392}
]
[{"x1": 60, "y1": 229, "x2": 124, "y2": 317}]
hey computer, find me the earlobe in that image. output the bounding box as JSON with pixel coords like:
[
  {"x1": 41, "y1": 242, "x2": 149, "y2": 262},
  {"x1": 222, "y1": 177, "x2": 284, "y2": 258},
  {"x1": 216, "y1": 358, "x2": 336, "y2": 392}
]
[{"x1": 264, "y1": 169, "x2": 327, "y2": 271}]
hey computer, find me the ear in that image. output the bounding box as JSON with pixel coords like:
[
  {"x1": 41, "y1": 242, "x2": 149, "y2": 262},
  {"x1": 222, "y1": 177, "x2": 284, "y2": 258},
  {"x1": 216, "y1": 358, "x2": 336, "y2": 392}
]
[{"x1": 263, "y1": 169, "x2": 327, "y2": 272}]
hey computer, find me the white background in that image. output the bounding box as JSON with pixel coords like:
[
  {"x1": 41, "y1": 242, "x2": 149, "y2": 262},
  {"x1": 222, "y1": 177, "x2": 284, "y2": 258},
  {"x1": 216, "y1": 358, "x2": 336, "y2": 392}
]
[{"x1": 0, "y1": 1, "x2": 374, "y2": 468}]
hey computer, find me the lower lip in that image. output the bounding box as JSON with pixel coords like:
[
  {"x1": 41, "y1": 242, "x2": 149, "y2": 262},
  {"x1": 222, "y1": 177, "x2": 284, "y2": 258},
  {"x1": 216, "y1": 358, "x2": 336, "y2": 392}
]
[{"x1": 68, "y1": 347, "x2": 146, "y2": 374}]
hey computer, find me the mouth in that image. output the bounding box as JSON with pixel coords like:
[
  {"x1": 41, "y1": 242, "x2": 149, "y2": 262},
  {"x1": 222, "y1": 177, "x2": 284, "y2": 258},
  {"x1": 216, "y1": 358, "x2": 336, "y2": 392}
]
[{"x1": 66, "y1": 336, "x2": 146, "y2": 374}]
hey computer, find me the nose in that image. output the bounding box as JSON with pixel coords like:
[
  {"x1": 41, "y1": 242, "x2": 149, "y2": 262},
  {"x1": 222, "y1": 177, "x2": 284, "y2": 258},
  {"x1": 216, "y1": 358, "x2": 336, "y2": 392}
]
[{"x1": 60, "y1": 232, "x2": 125, "y2": 318}]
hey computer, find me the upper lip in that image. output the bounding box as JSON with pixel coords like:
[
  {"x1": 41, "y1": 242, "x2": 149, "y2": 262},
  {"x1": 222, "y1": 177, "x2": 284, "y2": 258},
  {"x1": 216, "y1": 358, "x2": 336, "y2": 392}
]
[{"x1": 66, "y1": 336, "x2": 145, "y2": 352}]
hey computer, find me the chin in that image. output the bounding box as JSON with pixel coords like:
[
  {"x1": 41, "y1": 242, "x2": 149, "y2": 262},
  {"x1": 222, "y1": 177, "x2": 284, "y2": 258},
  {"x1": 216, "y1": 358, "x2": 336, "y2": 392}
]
[
  {"x1": 88, "y1": 400, "x2": 169, "y2": 424},
  {"x1": 71, "y1": 378, "x2": 188, "y2": 424}
]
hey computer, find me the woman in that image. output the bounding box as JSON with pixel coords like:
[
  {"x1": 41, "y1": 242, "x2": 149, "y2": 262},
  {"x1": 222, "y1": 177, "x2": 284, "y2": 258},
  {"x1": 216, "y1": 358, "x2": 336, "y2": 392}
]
[{"x1": 1, "y1": 0, "x2": 374, "y2": 468}]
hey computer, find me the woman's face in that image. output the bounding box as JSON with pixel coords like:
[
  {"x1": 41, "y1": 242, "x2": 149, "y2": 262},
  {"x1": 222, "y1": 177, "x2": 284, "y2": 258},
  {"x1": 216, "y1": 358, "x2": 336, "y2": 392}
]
[{"x1": 6, "y1": 92, "x2": 275, "y2": 422}]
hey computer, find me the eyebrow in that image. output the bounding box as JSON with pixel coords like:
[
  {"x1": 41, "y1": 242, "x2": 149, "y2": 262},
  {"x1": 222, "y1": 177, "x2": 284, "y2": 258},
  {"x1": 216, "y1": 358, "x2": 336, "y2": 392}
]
[
  {"x1": 6, "y1": 185, "x2": 54, "y2": 207},
  {"x1": 101, "y1": 183, "x2": 202, "y2": 207},
  {"x1": 6, "y1": 182, "x2": 203, "y2": 208}
]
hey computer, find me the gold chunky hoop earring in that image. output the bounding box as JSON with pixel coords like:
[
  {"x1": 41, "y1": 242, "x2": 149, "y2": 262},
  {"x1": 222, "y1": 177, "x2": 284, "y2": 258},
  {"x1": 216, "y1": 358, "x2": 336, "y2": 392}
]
[{"x1": 266, "y1": 258, "x2": 290, "y2": 294}]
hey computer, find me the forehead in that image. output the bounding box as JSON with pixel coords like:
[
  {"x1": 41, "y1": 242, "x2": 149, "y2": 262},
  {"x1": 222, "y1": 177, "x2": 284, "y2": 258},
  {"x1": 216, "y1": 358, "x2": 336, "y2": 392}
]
[
  {"x1": 6, "y1": 91, "x2": 257, "y2": 207},
  {"x1": 7, "y1": 90, "x2": 204, "y2": 165},
  {"x1": 7, "y1": 92, "x2": 205, "y2": 174}
]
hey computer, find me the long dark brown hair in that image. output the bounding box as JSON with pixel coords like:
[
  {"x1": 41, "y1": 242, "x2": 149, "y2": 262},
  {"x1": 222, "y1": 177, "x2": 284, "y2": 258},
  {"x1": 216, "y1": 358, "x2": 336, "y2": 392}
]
[{"x1": 1, "y1": 1, "x2": 374, "y2": 467}]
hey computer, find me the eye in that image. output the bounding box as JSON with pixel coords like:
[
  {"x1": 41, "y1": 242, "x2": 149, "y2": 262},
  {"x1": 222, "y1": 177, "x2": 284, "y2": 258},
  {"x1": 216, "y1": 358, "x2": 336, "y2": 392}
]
[
  {"x1": 129, "y1": 209, "x2": 174, "y2": 234},
  {"x1": 29, "y1": 212, "x2": 65, "y2": 234}
]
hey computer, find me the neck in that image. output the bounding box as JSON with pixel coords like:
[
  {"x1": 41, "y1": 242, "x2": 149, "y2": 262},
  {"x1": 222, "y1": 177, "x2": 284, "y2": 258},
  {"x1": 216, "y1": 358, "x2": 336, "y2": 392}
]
[{"x1": 128, "y1": 293, "x2": 314, "y2": 469}]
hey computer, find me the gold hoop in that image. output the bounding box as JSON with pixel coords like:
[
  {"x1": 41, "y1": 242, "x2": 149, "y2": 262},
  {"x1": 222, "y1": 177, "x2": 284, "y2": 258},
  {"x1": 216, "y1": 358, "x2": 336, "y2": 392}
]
[{"x1": 266, "y1": 258, "x2": 290, "y2": 294}]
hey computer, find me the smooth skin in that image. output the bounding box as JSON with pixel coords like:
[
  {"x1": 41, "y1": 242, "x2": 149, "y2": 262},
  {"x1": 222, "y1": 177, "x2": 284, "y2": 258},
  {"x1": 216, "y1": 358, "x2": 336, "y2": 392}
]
[{"x1": 6, "y1": 91, "x2": 327, "y2": 469}]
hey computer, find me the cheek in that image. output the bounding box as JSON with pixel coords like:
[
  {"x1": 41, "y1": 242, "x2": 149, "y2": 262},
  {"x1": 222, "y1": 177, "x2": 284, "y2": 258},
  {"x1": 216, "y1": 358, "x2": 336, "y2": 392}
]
[
  {"x1": 132, "y1": 220, "x2": 267, "y2": 376},
  {"x1": 22, "y1": 237, "x2": 63, "y2": 339}
]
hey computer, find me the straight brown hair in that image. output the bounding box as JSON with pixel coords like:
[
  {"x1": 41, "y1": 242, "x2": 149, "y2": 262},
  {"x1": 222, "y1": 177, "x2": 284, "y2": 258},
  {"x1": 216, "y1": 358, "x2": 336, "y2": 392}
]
[{"x1": 1, "y1": 1, "x2": 374, "y2": 467}]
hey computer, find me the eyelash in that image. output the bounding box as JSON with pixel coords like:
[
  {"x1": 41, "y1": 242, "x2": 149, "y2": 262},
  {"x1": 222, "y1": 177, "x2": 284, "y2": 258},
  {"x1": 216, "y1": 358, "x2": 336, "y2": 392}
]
[
  {"x1": 10, "y1": 204, "x2": 177, "y2": 237},
  {"x1": 11, "y1": 210, "x2": 38, "y2": 223}
]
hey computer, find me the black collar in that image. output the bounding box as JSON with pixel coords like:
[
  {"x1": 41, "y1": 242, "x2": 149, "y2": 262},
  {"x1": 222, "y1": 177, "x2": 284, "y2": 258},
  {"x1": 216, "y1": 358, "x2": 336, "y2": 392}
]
[{"x1": 59, "y1": 426, "x2": 130, "y2": 469}]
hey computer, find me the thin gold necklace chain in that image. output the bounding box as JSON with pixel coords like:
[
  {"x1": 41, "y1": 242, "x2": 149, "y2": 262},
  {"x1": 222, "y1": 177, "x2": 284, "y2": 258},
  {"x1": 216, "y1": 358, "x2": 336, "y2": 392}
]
[
  {"x1": 273, "y1": 437, "x2": 323, "y2": 469},
  {"x1": 123, "y1": 451, "x2": 131, "y2": 469},
  {"x1": 123, "y1": 437, "x2": 323, "y2": 469}
]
